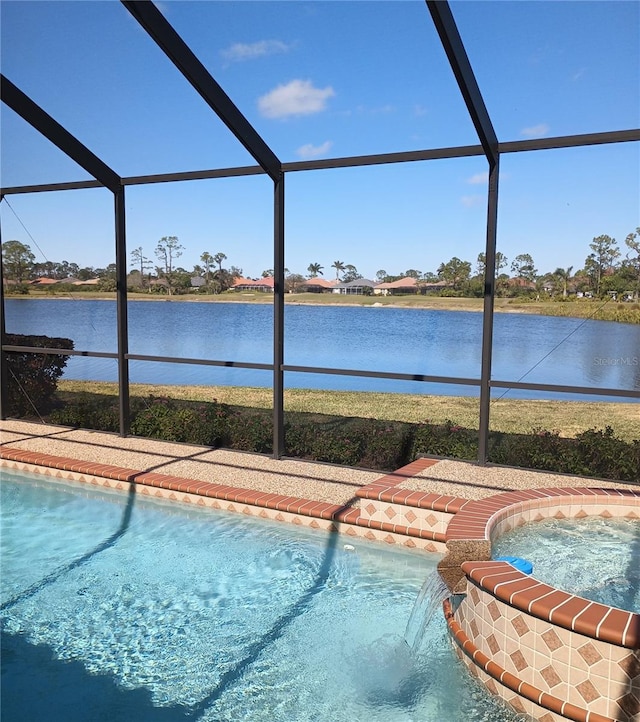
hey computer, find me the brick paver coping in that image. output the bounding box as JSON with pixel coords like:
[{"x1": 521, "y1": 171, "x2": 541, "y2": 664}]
[
  {"x1": 356, "y1": 457, "x2": 468, "y2": 514},
  {"x1": 0, "y1": 448, "x2": 465, "y2": 544},
  {"x1": 445, "y1": 486, "x2": 640, "y2": 541}
]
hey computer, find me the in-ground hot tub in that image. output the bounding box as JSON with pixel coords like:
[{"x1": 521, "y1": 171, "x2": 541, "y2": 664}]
[
  {"x1": 438, "y1": 487, "x2": 640, "y2": 722},
  {"x1": 493, "y1": 515, "x2": 639, "y2": 613}
]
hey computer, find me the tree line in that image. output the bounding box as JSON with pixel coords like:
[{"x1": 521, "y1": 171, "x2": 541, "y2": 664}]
[
  {"x1": 128, "y1": 237, "x2": 244, "y2": 296},
  {"x1": 3, "y1": 228, "x2": 639, "y2": 299}
]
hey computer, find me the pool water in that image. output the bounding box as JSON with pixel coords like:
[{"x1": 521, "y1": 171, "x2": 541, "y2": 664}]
[
  {"x1": 0, "y1": 470, "x2": 523, "y2": 722},
  {"x1": 493, "y1": 516, "x2": 640, "y2": 613}
]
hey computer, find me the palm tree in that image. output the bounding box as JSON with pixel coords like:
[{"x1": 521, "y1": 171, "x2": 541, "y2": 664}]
[
  {"x1": 213, "y1": 252, "x2": 227, "y2": 273},
  {"x1": 307, "y1": 262, "x2": 324, "y2": 278},
  {"x1": 553, "y1": 265, "x2": 573, "y2": 297},
  {"x1": 200, "y1": 251, "x2": 214, "y2": 286},
  {"x1": 331, "y1": 260, "x2": 345, "y2": 280}
]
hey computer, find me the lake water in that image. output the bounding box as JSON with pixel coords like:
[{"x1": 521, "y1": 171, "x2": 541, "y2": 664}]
[{"x1": 5, "y1": 298, "x2": 640, "y2": 400}]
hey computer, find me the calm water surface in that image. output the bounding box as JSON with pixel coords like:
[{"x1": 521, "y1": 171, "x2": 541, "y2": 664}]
[{"x1": 5, "y1": 298, "x2": 640, "y2": 399}]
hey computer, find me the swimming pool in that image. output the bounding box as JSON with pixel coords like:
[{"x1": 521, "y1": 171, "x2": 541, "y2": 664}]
[
  {"x1": 492, "y1": 515, "x2": 640, "y2": 613},
  {"x1": 0, "y1": 470, "x2": 521, "y2": 722}
]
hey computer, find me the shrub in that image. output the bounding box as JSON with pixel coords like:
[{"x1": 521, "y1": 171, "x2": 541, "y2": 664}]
[
  {"x1": 97, "y1": 279, "x2": 117, "y2": 292},
  {"x1": 5, "y1": 283, "x2": 30, "y2": 295},
  {"x1": 488, "y1": 426, "x2": 639, "y2": 482},
  {"x1": 283, "y1": 418, "x2": 317, "y2": 459},
  {"x1": 224, "y1": 408, "x2": 273, "y2": 452},
  {"x1": 4, "y1": 334, "x2": 73, "y2": 416},
  {"x1": 285, "y1": 418, "x2": 364, "y2": 466},
  {"x1": 349, "y1": 419, "x2": 412, "y2": 469},
  {"x1": 40, "y1": 390, "x2": 640, "y2": 481},
  {"x1": 50, "y1": 395, "x2": 231, "y2": 445},
  {"x1": 489, "y1": 428, "x2": 576, "y2": 474},
  {"x1": 130, "y1": 396, "x2": 229, "y2": 446},
  {"x1": 49, "y1": 395, "x2": 120, "y2": 432},
  {"x1": 410, "y1": 420, "x2": 478, "y2": 460},
  {"x1": 574, "y1": 427, "x2": 640, "y2": 482},
  {"x1": 308, "y1": 428, "x2": 363, "y2": 466},
  {"x1": 284, "y1": 417, "x2": 412, "y2": 468}
]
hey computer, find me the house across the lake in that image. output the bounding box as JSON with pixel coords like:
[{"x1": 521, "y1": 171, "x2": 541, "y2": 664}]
[
  {"x1": 374, "y1": 277, "x2": 426, "y2": 295},
  {"x1": 232, "y1": 276, "x2": 275, "y2": 293},
  {"x1": 299, "y1": 278, "x2": 336, "y2": 293},
  {"x1": 332, "y1": 279, "x2": 376, "y2": 295}
]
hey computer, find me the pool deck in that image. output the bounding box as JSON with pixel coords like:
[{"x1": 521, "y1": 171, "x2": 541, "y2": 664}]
[{"x1": 1, "y1": 418, "x2": 637, "y2": 511}]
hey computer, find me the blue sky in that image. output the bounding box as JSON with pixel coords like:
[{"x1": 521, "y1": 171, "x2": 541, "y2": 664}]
[{"x1": 1, "y1": 1, "x2": 638, "y2": 280}]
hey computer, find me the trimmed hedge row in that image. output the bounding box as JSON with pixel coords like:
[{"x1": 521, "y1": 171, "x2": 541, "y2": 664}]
[
  {"x1": 4, "y1": 334, "x2": 73, "y2": 416},
  {"x1": 44, "y1": 394, "x2": 640, "y2": 483},
  {"x1": 490, "y1": 427, "x2": 640, "y2": 481}
]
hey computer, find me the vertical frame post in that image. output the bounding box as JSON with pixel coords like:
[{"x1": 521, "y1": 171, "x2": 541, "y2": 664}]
[
  {"x1": 114, "y1": 186, "x2": 130, "y2": 436},
  {"x1": 478, "y1": 158, "x2": 499, "y2": 463},
  {"x1": 0, "y1": 206, "x2": 8, "y2": 420},
  {"x1": 273, "y1": 173, "x2": 285, "y2": 458}
]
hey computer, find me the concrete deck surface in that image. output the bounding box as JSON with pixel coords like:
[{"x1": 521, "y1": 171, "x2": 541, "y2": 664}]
[{"x1": 2, "y1": 420, "x2": 637, "y2": 505}]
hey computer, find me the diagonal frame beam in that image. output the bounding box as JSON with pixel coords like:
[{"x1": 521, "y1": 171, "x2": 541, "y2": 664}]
[
  {"x1": 1, "y1": 75, "x2": 131, "y2": 434},
  {"x1": 121, "y1": 0, "x2": 281, "y2": 182},
  {"x1": 426, "y1": 1, "x2": 498, "y2": 165},
  {"x1": 0, "y1": 75, "x2": 122, "y2": 193}
]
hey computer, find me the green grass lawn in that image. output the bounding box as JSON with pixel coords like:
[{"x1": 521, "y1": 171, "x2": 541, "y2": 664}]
[{"x1": 57, "y1": 381, "x2": 640, "y2": 442}]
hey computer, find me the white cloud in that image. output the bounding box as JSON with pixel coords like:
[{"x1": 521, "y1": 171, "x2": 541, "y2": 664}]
[
  {"x1": 467, "y1": 172, "x2": 488, "y2": 185},
  {"x1": 521, "y1": 123, "x2": 550, "y2": 138},
  {"x1": 296, "y1": 141, "x2": 333, "y2": 159},
  {"x1": 460, "y1": 195, "x2": 483, "y2": 208},
  {"x1": 258, "y1": 79, "x2": 335, "y2": 119},
  {"x1": 221, "y1": 40, "x2": 292, "y2": 64},
  {"x1": 414, "y1": 104, "x2": 429, "y2": 117}
]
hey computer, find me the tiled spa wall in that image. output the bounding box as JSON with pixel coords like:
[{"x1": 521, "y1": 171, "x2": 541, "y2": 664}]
[{"x1": 444, "y1": 489, "x2": 640, "y2": 722}]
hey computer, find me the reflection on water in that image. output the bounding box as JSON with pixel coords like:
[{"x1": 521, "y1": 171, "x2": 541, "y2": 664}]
[
  {"x1": 5, "y1": 299, "x2": 639, "y2": 398},
  {"x1": 492, "y1": 312, "x2": 640, "y2": 391}
]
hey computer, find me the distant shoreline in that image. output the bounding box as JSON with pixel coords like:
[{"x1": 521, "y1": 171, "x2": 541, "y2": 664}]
[{"x1": 7, "y1": 291, "x2": 639, "y2": 324}]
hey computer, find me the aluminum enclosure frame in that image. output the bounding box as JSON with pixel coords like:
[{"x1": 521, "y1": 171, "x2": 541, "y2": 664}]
[
  {"x1": 425, "y1": 0, "x2": 500, "y2": 467},
  {"x1": 1, "y1": 1, "x2": 639, "y2": 466},
  {"x1": 0, "y1": 73, "x2": 132, "y2": 433}
]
